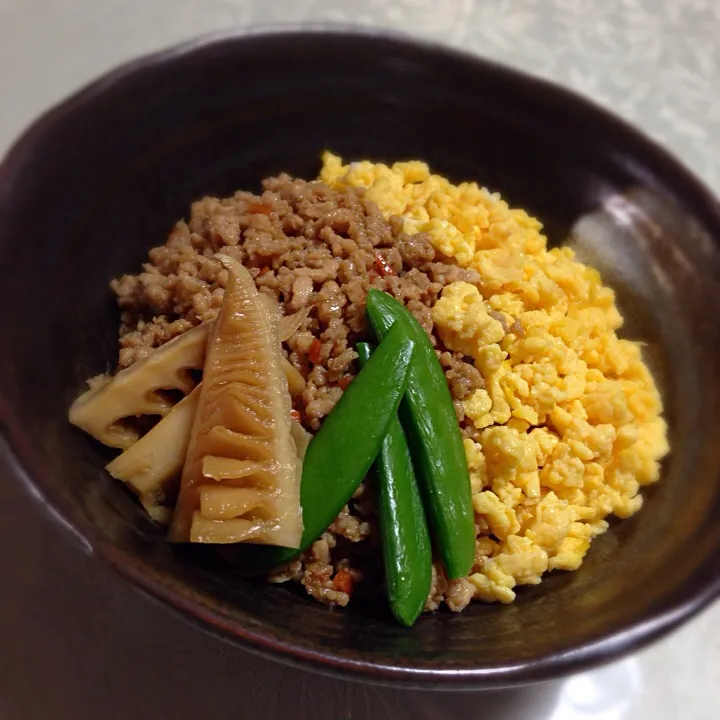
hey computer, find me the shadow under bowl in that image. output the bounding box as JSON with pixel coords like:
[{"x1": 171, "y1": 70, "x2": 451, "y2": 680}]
[{"x1": 0, "y1": 27, "x2": 719, "y2": 689}]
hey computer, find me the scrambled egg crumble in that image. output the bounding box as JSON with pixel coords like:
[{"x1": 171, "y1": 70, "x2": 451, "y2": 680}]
[{"x1": 320, "y1": 152, "x2": 669, "y2": 604}]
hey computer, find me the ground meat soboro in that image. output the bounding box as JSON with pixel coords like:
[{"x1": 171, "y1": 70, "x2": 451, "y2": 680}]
[{"x1": 111, "y1": 174, "x2": 483, "y2": 610}]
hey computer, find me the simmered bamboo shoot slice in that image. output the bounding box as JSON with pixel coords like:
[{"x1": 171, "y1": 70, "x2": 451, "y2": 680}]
[
  {"x1": 281, "y1": 357, "x2": 306, "y2": 395},
  {"x1": 290, "y1": 419, "x2": 312, "y2": 460},
  {"x1": 141, "y1": 502, "x2": 174, "y2": 526},
  {"x1": 69, "y1": 323, "x2": 210, "y2": 449},
  {"x1": 168, "y1": 255, "x2": 303, "y2": 547},
  {"x1": 189, "y1": 514, "x2": 265, "y2": 544},
  {"x1": 199, "y1": 486, "x2": 268, "y2": 519},
  {"x1": 106, "y1": 385, "x2": 201, "y2": 510}
]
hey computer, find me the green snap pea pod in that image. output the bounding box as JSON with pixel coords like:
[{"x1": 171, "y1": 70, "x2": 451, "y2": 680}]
[
  {"x1": 365, "y1": 288, "x2": 474, "y2": 580},
  {"x1": 238, "y1": 323, "x2": 415, "y2": 571},
  {"x1": 357, "y1": 343, "x2": 431, "y2": 627}
]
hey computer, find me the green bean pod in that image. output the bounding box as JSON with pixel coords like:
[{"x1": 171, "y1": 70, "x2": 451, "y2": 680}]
[
  {"x1": 357, "y1": 343, "x2": 431, "y2": 627},
  {"x1": 238, "y1": 323, "x2": 415, "y2": 570},
  {"x1": 365, "y1": 289, "x2": 474, "y2": 580}
]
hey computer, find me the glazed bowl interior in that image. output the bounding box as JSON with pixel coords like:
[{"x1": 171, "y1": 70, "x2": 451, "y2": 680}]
[{"x1": 1, "y1": 28, "x2": 719, "y2": 688}]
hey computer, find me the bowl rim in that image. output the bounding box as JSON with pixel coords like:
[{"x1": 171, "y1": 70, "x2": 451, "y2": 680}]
[{"x1": 1, "y1": 23, "x2": 719, "y2": 690}]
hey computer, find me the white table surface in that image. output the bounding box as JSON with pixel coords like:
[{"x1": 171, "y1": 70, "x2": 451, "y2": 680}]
[{"x1": 0, "y1": 1, "x2": 718, "y2": 719}]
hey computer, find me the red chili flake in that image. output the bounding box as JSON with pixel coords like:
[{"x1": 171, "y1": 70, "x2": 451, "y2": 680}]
[
  {"x1": 290, "y1": 409, "x2": 302, "y2": 423},
  {"x1": 258, "y1": 266, "x2": 271, "y2": 275},
  {"x1": 338, "y1": 375, "x2": 352, "y2": 391},
  {"x1": 332, "y1": 568, "x2": 353, "y2": 595},
  {"x1": 247, "y1": 200, "x2": 272, "y2": 215},
  {"x1": 374, "y1": 250, "x2": 395, "y2": 277},
  {"x1": 308, "y1": 338, "x2": 323, "y2": 364}
]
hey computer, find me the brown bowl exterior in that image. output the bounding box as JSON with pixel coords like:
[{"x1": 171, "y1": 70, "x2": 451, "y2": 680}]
[{"x1": 0, "y1": 28, "x2": 719, "y2": 689}]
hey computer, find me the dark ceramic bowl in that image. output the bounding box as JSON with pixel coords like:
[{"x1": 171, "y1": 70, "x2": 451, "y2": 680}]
[{"x1": 1, "y1": 27, "x2": 719, "y2": 689}]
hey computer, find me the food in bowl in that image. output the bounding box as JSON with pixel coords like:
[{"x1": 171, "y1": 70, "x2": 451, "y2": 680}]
[{"x1": 68, "y1": 152, "x2": 669, "y2": 626}]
